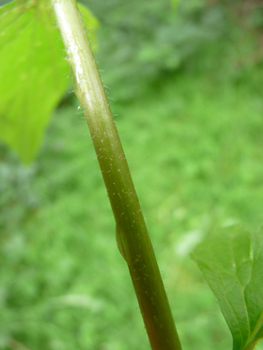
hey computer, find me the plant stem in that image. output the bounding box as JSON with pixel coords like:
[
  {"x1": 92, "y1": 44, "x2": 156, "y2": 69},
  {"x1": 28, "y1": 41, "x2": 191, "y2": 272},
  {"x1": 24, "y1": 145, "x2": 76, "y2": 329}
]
[
  {"x1": 244, "y1": 340, "x2": 258, "y2": 350},
  {"x1": 51, "y1": 1, "x2": 182, "y2": 349}
]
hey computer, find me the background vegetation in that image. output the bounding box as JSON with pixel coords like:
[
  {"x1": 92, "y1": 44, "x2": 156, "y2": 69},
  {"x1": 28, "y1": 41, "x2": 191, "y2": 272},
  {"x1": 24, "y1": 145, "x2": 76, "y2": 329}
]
[{"x1": 1, "y1": 0, "x2": 263, "y2": 349}]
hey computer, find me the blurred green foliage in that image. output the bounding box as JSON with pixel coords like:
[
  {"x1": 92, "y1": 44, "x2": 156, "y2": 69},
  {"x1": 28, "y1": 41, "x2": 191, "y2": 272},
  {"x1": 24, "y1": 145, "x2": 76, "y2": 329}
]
[
  {"x1": 85, "y1": 0, "x2": 227, "y2": 100},
  {"x1": 84, "y1": 0, "x2": 263, "y2": 101},
  {"x1": 1, "y1": 0, "x2": 263, "y2": 349}
]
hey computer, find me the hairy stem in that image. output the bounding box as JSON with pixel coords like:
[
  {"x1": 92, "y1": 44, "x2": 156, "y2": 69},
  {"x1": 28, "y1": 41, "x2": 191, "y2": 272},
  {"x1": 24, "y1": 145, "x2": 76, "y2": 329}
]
[{"x1": 51, "y1": 1, "x2": 182, "y2": 349}]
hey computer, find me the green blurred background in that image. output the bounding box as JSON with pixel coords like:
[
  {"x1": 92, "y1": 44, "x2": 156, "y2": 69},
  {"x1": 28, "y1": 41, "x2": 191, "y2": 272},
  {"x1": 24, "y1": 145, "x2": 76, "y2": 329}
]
[{"x1": 1, "y1": 0, "x2": 263, "y2": 349}]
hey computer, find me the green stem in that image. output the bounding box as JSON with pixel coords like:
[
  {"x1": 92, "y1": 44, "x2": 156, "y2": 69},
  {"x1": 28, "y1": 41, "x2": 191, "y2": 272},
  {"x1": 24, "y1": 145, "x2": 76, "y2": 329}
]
[
  {"x1": 244, "y1": 340, "x2": 258, "y2": 350},
  {"x1": 51, "y1": 1, "x2": 182, "y2": 349}
]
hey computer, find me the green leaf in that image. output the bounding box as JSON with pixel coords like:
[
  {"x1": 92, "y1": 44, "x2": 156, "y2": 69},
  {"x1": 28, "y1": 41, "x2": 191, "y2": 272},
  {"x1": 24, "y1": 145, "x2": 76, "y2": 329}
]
[
  {"x1": 192, "y1": 225, "x2": 263, "y2": 350},
  {"x1": 0, "y1": 0, "x2": 99, "y2": 163}
]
